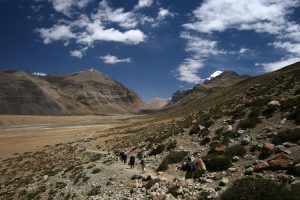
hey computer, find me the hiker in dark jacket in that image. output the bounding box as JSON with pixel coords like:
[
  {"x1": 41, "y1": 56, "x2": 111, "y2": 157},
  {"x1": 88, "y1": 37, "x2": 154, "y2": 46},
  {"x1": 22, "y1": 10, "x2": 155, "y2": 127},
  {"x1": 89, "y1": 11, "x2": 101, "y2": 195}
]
[
  {"x1": 129, "y1": 154, "x2": 136, "y2": 168},
  {"x1": 185, "y1": 157, "x2": 196, "y2": 179},
  {"x1": 123, "y1": 152, "x2": 128, "y2": 165},
  {"x1": 120, "y1": 151, "x2": 124, "y2": 162}
]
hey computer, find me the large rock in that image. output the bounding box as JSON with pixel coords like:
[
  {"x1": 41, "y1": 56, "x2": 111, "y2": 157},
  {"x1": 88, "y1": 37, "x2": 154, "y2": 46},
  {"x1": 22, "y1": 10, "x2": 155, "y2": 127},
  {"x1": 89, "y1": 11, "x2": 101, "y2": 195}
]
[
  {"x1": 269, "y1": 159, "x2": 293, "y2": 170},
  {"x1": 212, "y1": 145, "x2": 227, "y2": 154},
  {"x1": 268, "y1": 100, "x2": 280, "y2": 106},
  {"x1": 254, "y1": 162, "x2": 270, "y2": 172}
]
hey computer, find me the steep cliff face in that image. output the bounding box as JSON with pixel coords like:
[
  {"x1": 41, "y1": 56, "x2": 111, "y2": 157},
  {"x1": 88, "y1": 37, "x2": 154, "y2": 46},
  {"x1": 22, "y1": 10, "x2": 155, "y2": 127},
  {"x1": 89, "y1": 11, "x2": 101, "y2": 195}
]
[{"x1": 0, "y1": 69, "x2": 144, "y2": 115}]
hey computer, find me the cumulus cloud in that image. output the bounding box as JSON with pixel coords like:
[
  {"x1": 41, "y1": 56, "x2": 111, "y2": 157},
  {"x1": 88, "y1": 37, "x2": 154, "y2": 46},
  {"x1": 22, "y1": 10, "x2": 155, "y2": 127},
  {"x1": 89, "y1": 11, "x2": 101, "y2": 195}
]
[
  {"x1": 99, "y1": 54, "x2": 132, "y2": 64},
  {"x1": 177, "y1": 32, "x2": 222, "y2": 83},
  {"x1": 70, "y1": 47, "x2": 88, "y2": 58},
  {"x1": 49, "y1": 0, "x2": 93, "y2": 16},
  {"x1": 93, "y1": 1, "x2": 138, "y2": 29},
  {"x1": 135, "y1": 0, "x2": 153, "y2": 9},
  {"x1": 177, "y1": 0, "x2": 300, "y2": 83},
  {"x1": 37, "y1": 24, "x2": 75, "y2": 44},
  {"x1": 157, "y1": 8, "x2": 174, "y2": 20},
  {"x1": 239, "y1": 48, "x2": 250, "y2": 55},
  {"x1": 36, "y1": 0, "x2": 179, "y2": 58}
]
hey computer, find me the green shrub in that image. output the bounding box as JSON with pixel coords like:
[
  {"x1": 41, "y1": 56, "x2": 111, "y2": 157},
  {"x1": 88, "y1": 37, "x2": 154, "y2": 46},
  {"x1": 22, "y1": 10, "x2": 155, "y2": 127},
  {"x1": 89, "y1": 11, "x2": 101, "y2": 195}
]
[
  {"x1": 226, "y1": 145, "x2": 246, "y2": 158},
  {"x1": 221, "y1": 177, "x2": 300, "y2": 200},
  {"x1": 149, "y1": 144, "x2": 166, "y2": 156},
  {"x1": 87, "y1": 186, "x2": 101, "y2": 196},
  {"x1": 91, "y1": 168, "x2": 101, "y2": 174},
  {"x1": 145, "y1": 179, "x2": 159, "y2": 190},
  {"x1": 157, "y1": 160, "x2": 169, "y2": 172},
  {"x1": 168, "y1": 185, "x2": 180, "y2": 198},
  {"x1": 189, "y1": 125, "x2": 200, "y2": 135},
  {"x1": 239, "y1": 117, "x2": 262, "y2": 129},
  {"x1": 249, "y1": 107, "x2": 263, "y2": 118},
  {"x1": 203, "y1": 155, "x2": 232, "y2": 172},
  {"x1": 167, "y1": 140, "x2": 177, "y2": 151},
  {"x1": 262, "y1": 105, "x2": 277, "y2": 118},
  {"x1": 272, "y1": 128, "x2": 300, "y2": 145},
  {"x1": 287, "y1": 105, "x2": 300, "y2": 125}
]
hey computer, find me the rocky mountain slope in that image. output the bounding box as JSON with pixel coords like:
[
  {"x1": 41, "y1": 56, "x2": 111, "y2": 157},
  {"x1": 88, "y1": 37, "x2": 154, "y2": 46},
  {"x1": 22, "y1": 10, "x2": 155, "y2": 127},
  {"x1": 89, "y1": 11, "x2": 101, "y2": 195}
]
[
  {"x1": 146, "y1": 98, "x2": 170, "y2": 109},
  {"x1": 0, "y1": 69, "x2": 144, "y2": 115},
  {"x1": 169, "y1": 71, "x2": 250, "y2": 105},
  {"x1": 0, "y1": 62, "x2": 300, "y2": 200}
]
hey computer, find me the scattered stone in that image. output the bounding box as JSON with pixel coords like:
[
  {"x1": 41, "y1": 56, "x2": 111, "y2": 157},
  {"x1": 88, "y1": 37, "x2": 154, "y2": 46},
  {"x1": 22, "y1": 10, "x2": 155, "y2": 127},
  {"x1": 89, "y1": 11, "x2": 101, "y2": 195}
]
[
  {"x1": 228, "y1": 167, "x2": 237, "y2": 172},
  {"x1": 237, "y1": 129, "x2": 245, "y2": 135},
  {"x1": 219, "y1": 177, "x2": 229, "y2": 186},
  {"x1": 245, "y1": 167, "x2": 254, "y2": 175},
  {"x1": 232, "y1": 156, "x2": 240, "y2": 162},
  {"x1": 241, "y1": 135, "x2": 251, "y2": 145},
  {"x1": 268, "y1": 100, "x2": 280, "y2": 106},
  {"x1": 263, "y1": 143, "x2": 275, "y2": 152}
]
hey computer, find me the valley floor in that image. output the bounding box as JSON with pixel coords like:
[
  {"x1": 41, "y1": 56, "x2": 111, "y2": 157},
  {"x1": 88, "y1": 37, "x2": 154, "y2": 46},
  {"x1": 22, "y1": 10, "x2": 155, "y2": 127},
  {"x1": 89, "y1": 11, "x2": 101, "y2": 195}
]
[{"x1": 0, "y1": 114, "x2": 149, "y2": 159}]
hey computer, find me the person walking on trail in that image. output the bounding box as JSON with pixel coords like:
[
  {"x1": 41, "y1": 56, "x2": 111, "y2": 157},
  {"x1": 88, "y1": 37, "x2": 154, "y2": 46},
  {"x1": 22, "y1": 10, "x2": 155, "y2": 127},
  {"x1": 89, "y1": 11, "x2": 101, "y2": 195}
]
[
  {"x1": 185, "y1": 156, "x2": 196, "y2": 179},
  {"x1": 120, "y1": 151, "x2": 124, "y2": 162},
  {"x1": 140, "y1": 156, "x2": 147, "y2": 173},
  {"x1": 123, "y1": 152, "x2": 128, "y2": 165},
  {"x1": 129, "y1": 154, "x2": 136, "y2": 169}
]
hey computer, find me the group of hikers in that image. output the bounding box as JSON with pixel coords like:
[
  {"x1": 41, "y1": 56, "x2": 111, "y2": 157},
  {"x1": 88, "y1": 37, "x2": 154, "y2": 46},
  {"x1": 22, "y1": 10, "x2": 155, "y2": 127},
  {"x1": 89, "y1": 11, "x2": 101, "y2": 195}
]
[{"x1": 119, "y1": 151, "x2": 147, "y2": 173}]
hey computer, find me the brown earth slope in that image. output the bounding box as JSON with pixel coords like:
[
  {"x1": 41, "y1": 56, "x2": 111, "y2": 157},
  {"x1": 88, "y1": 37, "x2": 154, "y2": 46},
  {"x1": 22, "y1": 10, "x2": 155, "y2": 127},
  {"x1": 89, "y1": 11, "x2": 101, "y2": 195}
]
[{"x1": 0, "y1": 69, "x2": 144, "y2": 115}]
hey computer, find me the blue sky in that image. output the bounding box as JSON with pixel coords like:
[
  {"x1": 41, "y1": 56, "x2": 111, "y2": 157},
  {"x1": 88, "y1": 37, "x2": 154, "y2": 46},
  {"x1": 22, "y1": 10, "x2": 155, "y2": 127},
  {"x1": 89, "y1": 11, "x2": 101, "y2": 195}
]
[{"x1": 0, "y1": 0, "x2": 300, "y2": 100}]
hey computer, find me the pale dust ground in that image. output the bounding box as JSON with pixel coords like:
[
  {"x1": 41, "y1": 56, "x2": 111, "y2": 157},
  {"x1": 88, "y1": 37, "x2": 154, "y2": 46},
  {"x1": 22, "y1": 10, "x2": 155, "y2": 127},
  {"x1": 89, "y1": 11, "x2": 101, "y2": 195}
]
[{"x1": 0, "y1": 115, "x2": 148, "y2": 159}]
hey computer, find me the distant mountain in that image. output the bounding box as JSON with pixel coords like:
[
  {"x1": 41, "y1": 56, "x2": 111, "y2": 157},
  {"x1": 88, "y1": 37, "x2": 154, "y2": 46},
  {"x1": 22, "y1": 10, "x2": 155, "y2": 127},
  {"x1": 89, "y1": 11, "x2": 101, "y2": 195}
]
[
  {"x1": 0, "y1": 69, "x2": 144, "y2": 115},
  {"x1": 146, "y1": 98, "x2": 169, "y2": 109},
  {"x1": 166, "y1": 71, "x2": 250, "y2": 109}
]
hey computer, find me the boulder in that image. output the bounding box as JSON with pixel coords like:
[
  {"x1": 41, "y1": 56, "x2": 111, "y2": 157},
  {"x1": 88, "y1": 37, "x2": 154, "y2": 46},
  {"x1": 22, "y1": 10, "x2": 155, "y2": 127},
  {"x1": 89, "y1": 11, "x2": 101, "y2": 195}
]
[
  {"x1": 219, "y1": 177, "x2": 229, "y2": 186},
  {"x1": 254, "y1": 162, "x2": 270, "y2": 172},
  {"x1": 293, "y1": 163, "x2": 300, "y2": 175},
  {"x1": 263, "y1": 143, "x2": 275, "y2": 152},
  {"x1": 269, "y1": 159, "x2": 293, "y2": 170},
  {"x1": 268, "y1": 100, "x2": 280, "y2": 106},
  {"x1": 212, "y1": 145, "x2": 227, "y2": 154},
  {"x1": 241, "y1": 135, "x2": 251, "y2": 145}
]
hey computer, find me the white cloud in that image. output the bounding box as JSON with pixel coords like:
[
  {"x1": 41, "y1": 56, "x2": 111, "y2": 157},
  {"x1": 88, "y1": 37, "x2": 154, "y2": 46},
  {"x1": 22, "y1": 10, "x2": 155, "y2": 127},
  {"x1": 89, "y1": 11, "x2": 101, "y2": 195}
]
[
  {"x1": 183, "y1": 0, "x2": 298, "y2": 34},
  {"x1": 157, "y1": 8, "x2": 174, "y2": 20},
  {"x1": 135, "y1": 0, "x2": 153, "y2": 9},
  {"x1": 177, "y1": 0, "x2": 300, "y2": 83},
  {"x1": 99, "y1": 54, "x2": 132, "y2": 64},
  {"x1": 70, "y1": 47, "x2": 88, "y2": 58},
  {"x1": 207, "y1": 71, "x2": 223, "y2": 80},
  {"x1": 49, "y1": 0, "x2": 93, "y2": 16},
  {"x1": 177, "y1": 32, "x2": 222, "y2": 84},
  {"x1": 239, "y1": 47, "x2": 249, "y2": 55},
  {"x1": 93, "y1": 1, "x2": 138, "y2": 29},
  {"x1": 259, "y1": 57, "x2": 300, "y2": 72},
  {"x1": 37, "y1": 24, "x2": 75, "y2": 44}
]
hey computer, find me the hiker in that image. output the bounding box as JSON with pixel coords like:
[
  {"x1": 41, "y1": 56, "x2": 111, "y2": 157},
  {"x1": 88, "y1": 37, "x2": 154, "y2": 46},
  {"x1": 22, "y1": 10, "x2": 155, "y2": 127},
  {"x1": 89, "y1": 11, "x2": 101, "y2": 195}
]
[
  {"x1": 140, "y1": 156, "x2": 147, "y2": 173},
  {"x1": 184, "y1": 157, "x2": 196, "y2": 179},
  {"x1": 129, "y1": 154, "x2": 136, "y2": 169},
  {"x1": 120, "y1": 151, "x2": 124, "y2": 162},
  {"x1": 123, "y1": 152, "x2": 128, "y2": 165}
]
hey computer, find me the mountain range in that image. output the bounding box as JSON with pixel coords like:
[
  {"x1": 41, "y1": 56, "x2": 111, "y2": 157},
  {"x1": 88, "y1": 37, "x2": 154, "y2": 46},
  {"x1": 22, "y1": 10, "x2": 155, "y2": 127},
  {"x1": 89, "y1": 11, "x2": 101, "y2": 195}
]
[{"x1": 0, "y1": 68, "x2": 144, "y2": 115}]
